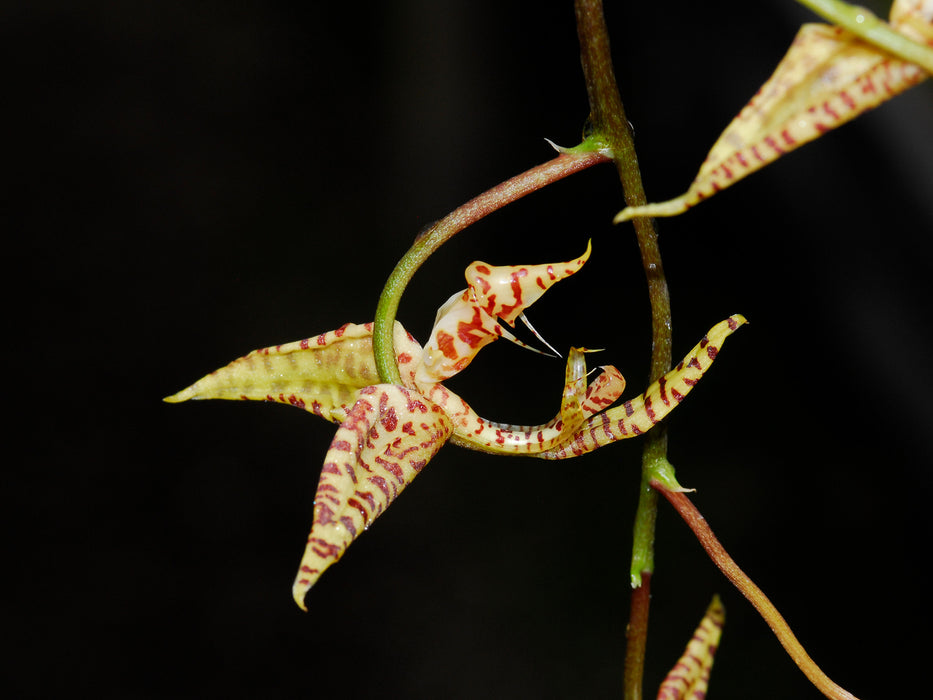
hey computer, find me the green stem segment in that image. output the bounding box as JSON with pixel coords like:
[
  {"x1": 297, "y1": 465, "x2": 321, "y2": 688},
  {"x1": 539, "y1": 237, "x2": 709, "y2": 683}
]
[
  {"x1": 651, "y1": 479, "x2": 861, "y2": 700},
  {"x1": 373, "y1": 149, "x2": 610, "y2": 385},
  {"x1": 575, "y1": 1, "x2": 673, "y2": 698}
]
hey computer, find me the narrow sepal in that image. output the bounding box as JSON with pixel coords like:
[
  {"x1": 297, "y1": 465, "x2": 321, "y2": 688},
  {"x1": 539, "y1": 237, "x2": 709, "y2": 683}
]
[
  {"x1": 615, "y1": 0, "x2": 931, "y2": 222},
  {"x1": 464, "y1": 239, "x2": 592, "y2": 326},
  {"x1": 164, "y1": 321, "x2": 422, "y2": 424},
  {"x1": 415, "y1": 242, "x2": 592, "y2": 386},
  {"x1": 292, "y1": 384, "x2": 453, "y2": 609}
]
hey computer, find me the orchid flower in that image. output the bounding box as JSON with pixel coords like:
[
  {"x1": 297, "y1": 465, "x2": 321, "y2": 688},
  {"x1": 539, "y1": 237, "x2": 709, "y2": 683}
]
[
  {"x1": 615, "y1": 0, "x2": 933, "y2": 222},
  {"x1": 166, "y1": 244, "x2": 745, "y2": 610}
]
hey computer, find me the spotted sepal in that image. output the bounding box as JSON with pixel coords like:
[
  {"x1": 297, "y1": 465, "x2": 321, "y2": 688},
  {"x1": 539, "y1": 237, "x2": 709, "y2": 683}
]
[
  {"x1": 164, "y1": 321, "x2": 423, "y2": 424},
  {"x1": 615, "y1": 0, "x2": 932, "y2": 222},
  {"x1": 539, "y1": 315, "x2": 746, "y2": 460},
  {"x1": 292, "y1": 384, "x2": 453, "y2": 610},
  {"x1": 657, "y1": 596, "x2": 725, "y2": 700},
  {"x1": 415, "y1": 242, "x2": 591, "y2": 386}
]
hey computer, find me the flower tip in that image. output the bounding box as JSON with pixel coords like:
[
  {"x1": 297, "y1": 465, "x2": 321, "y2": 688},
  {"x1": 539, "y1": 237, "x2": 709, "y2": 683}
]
[
  {"x1": 163, "y1": 386, "x2": 195, "y2": 403},
  {"x1": 292, "y1": 581, "x2": 311, "y2": 612},
  {"x1": 614, "y1": 196, "x2": 691, "y2": 223},
  {"x1": 613, "y1": 207, "x2": 635, "y2": 224}
]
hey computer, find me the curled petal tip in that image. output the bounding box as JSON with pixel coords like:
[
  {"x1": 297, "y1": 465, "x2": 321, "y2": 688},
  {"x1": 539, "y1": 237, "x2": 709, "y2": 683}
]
[
  {"x1": 292, "y1": 579, "x2": 311, "y2": 612},
  {"x1": 726, "y1": 313, "x2": 749, "y2": 330}
]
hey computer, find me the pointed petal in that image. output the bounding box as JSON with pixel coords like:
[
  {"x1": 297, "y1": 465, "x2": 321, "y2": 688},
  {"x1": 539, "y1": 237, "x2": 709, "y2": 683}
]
[
  {"x1": 539, "y1": 315, "x2": 747, "y2": 459},
  {"x1": 292, "y1": 384, "x2": 452, "y2": 610},
  {"x1": 465, "y1": 239, "x2": 592, "y2": 325},
  {"x1": 165, "y1": 321, "x2": 423, "y2": 423},
  {"x1": 416, "y1": 243, "x2": 592, "y2": 386},
  {"x1": 657, "y1": 596, "x2": 726, "y2": 700},
  {"x1": 616, "y1": 3, "x2": 931, "y2": 222}
]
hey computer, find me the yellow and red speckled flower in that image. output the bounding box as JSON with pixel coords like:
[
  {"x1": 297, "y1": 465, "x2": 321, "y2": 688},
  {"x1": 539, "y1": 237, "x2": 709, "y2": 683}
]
[
  {"x1": 166, "y1": 246, "x2": 745, "y2": 610},
  {"x1": 615, "y1": 0, "x2": 933, "y2": 222}
]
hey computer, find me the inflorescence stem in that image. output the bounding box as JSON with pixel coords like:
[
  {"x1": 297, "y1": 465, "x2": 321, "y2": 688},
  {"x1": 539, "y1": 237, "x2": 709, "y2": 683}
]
[
  {"x1": 651, "y1": 479, "x2": 860, "y2": 700},
  {"x1": 575, "y1": 1, "x2": 672, "y2": 698}
]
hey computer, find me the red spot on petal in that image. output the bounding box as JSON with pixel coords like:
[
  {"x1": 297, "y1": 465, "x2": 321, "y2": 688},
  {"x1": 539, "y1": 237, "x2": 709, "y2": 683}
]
[
  {"x1": 381, "y1": 406, "x2": 398, "y2": 432},
  {"x1": 436, "y1": 330, "x2": 459, "y2": 360}
]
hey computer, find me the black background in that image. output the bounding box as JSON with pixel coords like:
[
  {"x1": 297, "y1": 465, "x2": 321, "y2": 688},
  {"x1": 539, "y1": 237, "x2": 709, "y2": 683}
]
[{"x1": 11, "y1": 1, "x2": 933, "y2": 697}]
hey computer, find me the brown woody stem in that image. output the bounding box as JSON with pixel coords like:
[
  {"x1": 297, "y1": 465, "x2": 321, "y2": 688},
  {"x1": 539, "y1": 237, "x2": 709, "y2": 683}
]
[
  {"x1": 651, "y1": 479, "x2": 860, "y2": 700},
  {"x1": 622, "y1": 570, "x2": 652, "y2": 697},
  {"x1": 575, "y1": 1, "x2": 672, "y2": 698}
]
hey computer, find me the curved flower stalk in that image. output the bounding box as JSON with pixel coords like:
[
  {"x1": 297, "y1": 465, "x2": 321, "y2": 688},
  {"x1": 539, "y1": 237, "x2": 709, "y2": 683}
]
[
  {"x1": 166, "y1": 247, "x2": 746, "y2": 609},
  {"x1": 657, "y1": 596, "x2": 725, "y2": 700},
  {"x1": 615, "y1": 0, "x2": 933, "y2": 222},
  {"x1": 652, "y1": 478, "x2": 860, "y2": 700}
]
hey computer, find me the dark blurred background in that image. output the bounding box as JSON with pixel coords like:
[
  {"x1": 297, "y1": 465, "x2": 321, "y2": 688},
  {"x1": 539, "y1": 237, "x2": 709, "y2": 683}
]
[{"x1": 10, "y1": 0, "x2": 932, "y2": 697}]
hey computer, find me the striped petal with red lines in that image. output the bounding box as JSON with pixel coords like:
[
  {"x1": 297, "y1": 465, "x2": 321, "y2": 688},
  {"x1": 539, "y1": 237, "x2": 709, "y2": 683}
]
[
  {"x1": 615, "y1": 0, "x2": 932, "y2": 222},
  {"x1": 292, "y1": 383, "x2": 453, "y2": 610}
]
